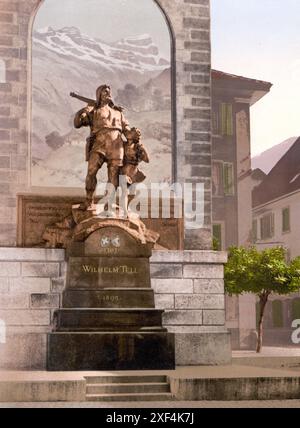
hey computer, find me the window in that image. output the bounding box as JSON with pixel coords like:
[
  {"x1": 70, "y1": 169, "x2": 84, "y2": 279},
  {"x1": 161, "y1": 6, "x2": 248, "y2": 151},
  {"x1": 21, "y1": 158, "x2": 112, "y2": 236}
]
[
  {"x1": 292, "y1": 299, "x2": 300, "y2": 320},
  {"x1": 212, "y1": 161, "x2": 223, "y2": 196},
  {"x1": 260, "y1": 213, "x2": 274, "y2": 240},
  {"x1": 272, "y1": 300, "x2": 284, "y2": 328},
  {"x1": 212, "y1": 162, "x2": 235, "y2": 196},
  {"x1": 213, "y1": 224, "x2": 223, "y2": 250},
  {"x1": 282, "y1": 207, "x2": 290, "y2": 233},
  {"x1": 221, "y1": 103, "x2": 233, "y2": 136},
  {"x1": 252, "y1": 219, "x2": 258, "y2": 242},
  {"x1": 212, "y1": 103, "x2": 233, "y2": 136},
  {"x1": 223, "y1": 162, "x2": 234, "y2": 195}
]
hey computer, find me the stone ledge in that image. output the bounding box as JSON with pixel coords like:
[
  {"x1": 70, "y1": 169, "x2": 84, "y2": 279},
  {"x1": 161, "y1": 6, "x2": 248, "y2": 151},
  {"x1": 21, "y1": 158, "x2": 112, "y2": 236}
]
[
  {"x1": 166, "y1": 326, "x2": 228, "y2": 334},
  {"x1": 0, "y1": 380, "x2": 86, "y2": 402},
  {"x1": 174, "y1": 332, "x2": 231, "y2": 366},
  {"x1": 0, "y1": 309, "x2": 51, "y2": 326},
  {"x1": 0, "y1": 249, "x2": 227, "y2": 264},
  {"x1": 151, "y1": 251, "x2": 227, "y2": 264},
  {"x1": 0, "y1": 248, "x2": 65, "y2": 262}
]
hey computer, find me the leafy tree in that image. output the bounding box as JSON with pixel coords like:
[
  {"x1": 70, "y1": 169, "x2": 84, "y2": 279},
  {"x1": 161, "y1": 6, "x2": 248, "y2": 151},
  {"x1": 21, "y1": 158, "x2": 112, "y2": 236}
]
[{"x1": 224, "y1": 246, "x2": 300, "y2": 353}]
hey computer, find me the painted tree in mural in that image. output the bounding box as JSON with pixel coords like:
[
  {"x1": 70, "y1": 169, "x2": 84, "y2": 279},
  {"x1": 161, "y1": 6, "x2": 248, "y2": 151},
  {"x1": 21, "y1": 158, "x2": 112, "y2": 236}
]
[{"x1": 224, "y1": 247, "x2": 300, "y2": 353}]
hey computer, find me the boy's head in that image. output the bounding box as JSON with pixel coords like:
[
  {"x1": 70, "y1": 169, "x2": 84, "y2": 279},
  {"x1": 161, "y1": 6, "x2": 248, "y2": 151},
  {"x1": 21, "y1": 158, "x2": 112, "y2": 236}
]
[{"x1": 126, "y1": 127, "x2": 141, "y2": 144}]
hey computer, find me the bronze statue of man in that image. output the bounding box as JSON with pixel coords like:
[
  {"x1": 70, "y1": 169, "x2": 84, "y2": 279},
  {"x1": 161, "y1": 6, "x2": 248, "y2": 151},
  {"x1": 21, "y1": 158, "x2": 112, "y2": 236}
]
[{"x1": 73, "y1": 84, "x2": 140, "y2": 208}]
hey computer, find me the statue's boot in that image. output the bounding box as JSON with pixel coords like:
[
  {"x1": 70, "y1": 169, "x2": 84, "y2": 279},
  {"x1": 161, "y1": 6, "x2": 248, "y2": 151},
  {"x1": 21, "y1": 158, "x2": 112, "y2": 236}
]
[{"x1": 79, "y1": 192, "x2": 94, "y2": 211}]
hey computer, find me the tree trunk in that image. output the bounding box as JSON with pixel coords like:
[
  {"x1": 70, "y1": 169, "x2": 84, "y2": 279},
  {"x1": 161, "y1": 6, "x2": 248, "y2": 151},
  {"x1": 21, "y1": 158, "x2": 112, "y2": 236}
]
[{"x1": 256, "y1": 293, "x2": 270, "y2": 353}]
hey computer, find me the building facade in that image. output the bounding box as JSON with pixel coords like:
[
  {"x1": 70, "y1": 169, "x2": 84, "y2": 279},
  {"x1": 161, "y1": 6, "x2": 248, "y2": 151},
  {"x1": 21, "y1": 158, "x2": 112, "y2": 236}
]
[
  {"x1": 211, "y1": 70, "x2": 272, "y2": 349},
  {"x1": 253, "y1": 137, "x2": 300, "y2": 345}
]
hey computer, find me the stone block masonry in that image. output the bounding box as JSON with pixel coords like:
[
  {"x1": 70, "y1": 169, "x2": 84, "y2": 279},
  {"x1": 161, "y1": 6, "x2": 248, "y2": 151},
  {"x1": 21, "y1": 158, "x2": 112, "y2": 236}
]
[
  {"x1": 0, "y1": 248, "x2": 66, "y2": 369},
  {"x1": 151, "y1": 250, "x2": 231, "y2": 365},
  {"x1": 0, "y1": 248, "x2": 230, "y2": 368},
  {"x1": 151, "y1": 251, "x2": 227, "y2": 331}
]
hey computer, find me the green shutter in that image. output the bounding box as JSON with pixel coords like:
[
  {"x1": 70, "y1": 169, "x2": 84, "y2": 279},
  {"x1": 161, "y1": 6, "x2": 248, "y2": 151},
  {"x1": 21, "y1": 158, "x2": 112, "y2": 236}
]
[
  {"x1": 212, "y1": 108, "x2": 219, "y2": 134},
  {"x1": 220, "y1": 103, "x2": 233, "y2": 136},
  {"x1": 272, "y1": 300, "x2": 284, "y2": 328},
  {"x1": 223, "y1": 163, "x2": 234, "y2": 195},
  {"x1": 226, "y1": 103, "x2": 233, "y2": 136},
  {"x1": 252, "y1": 219, "x2": 258, "y2": 242},
  {"x1": 282, "y1": 208, "x2": 290, "y2": 232},
  {"x1": 292, "y1": 299, "x2": 300, "y2": 319},
  {"x1": 271, "y1": 213, "x2": 275, "y2": 237},
  {"x1": 221, "y1": 103, "x2": 227, "y2": 135},
  {"x1": 213, "y1": 224, "x2": 222, "y2": 251}
]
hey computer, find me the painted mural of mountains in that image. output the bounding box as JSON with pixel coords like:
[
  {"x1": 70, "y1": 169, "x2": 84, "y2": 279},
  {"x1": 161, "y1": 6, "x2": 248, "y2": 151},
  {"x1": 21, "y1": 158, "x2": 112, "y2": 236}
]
[{"x1": 31, "y1": 26, "x2": 172, "y2": 186}]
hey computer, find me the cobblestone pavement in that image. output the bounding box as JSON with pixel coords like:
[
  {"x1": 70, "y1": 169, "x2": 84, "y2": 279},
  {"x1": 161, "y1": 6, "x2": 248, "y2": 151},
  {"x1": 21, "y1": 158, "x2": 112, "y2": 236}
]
[{"x1": 1, "y1": 400, "x2": 300, "y2": 408}]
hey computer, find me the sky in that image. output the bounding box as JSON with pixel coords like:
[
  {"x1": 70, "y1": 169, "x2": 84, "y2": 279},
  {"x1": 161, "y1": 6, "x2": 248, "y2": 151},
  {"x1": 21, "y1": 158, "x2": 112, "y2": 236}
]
[
  {"x1": 211, "y1": 0, "x2": 300, "y2": 155},
  {"x1": 34, "y1": 0, "x2": 171, "y2": 58}
]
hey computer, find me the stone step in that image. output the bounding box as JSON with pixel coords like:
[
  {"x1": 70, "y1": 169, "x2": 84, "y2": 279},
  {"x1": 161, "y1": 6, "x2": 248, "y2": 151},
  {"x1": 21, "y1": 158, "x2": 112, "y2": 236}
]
[
  {"x1": 47, "y1": 332, "x2": 175, "y2": 371},
  {"x1": 85, "y1": 375, "x2": 167, "y2": 384},
  {"x1": 63, "y1": 289, "x2": 155, "y2": 309},
  {"x1": 86, "y1": 382, "x2": 170, "y2": 394},
  {"x1": 54, "y1": 308, "x2": 164, "y2": 331},
  {"x1": 86, "y1": 392, "x2": 174, "y2": 402}
]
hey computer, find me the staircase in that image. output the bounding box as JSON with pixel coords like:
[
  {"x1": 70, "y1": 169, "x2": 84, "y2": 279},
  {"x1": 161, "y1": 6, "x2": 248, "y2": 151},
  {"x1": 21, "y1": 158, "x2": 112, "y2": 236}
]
[{"x1": 85, "y1": 375, "x2": 174, "y2": 402}]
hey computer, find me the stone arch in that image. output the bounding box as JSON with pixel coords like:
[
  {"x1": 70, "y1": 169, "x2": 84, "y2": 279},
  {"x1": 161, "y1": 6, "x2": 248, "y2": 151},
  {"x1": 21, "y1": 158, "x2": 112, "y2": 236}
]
[
  {"x1": 0, "y1": 0, "x2": 212, "y2": 250},
  {"x1": 28, "y1": 0, "x2": 177, "y2": 187}
]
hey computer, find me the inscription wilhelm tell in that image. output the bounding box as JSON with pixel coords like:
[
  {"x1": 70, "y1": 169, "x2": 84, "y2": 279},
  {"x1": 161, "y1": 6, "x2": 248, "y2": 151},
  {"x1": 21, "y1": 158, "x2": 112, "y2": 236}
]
[{"x1": 82, "y1": 265, "x2": 138, "y2": 274}]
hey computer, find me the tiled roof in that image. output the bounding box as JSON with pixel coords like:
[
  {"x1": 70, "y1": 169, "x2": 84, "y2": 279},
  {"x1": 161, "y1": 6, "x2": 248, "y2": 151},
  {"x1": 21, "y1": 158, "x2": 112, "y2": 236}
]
[{"x1": 253, "y1": 137, "x2": 300, "y2": 207}]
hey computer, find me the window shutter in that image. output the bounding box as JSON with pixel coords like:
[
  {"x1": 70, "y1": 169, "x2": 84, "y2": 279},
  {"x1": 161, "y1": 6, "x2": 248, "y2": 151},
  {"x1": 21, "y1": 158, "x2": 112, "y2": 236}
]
[
  {"x1": 292, "y1": 299, "x2": 300, "y2": 319},
  {"x1": 226, "y1": 103, "x2": 233, "y2": 136},
  {"x1": 223, "y1": 163, "x2": 234, "y2": 195},
  {"x1": 212, "y1": 107, "x2": 219, "y2": 134},
  {"x1": 260, "y1": 213, "x2": 274, "y2": 239},
  {"x1": 282, "y1": 208, "x2": 290, "y2": 232},
  {"x1": 221, "y1": 103, "x2": 227, "y2": 135},
  {"x1": 272, "y1": 300, "x2": 284, "y2": 328},
  {"x1": 252, "y1": 219, "x2": 258, "y2": 242},
  {"x1": 271, "y1": 213, "x2": 275, "y2": 237},
  {"x1": 220, "y1": 103, "x2": 233, "y2": 136},
  {"x1": 213, "y1": 224, "x2": 222, "y2": 250}
]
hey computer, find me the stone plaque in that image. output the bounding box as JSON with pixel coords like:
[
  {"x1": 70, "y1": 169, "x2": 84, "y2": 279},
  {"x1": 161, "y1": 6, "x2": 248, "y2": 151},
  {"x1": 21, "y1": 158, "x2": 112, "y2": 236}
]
[
  {"x1": 67, "y1": 257, "x2": 151, "y2": 289},
  {"x1": 17, "y1": 194, "x2": 183, "y2": 250},
  {"x1": 17, "y1": 194, "x2": 84, "y2": 247}
]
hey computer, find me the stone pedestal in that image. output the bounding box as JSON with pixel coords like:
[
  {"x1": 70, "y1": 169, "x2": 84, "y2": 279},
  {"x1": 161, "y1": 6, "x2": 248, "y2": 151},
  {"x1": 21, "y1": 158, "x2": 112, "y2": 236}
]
[{"x1": 47, "y1": 218, "x2": 175, "y2": 370}]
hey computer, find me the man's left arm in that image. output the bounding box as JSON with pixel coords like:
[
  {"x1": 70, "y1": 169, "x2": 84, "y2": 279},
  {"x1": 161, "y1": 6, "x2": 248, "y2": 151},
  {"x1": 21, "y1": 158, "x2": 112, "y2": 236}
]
[{"x1": 121, "y1": 113, "x2": 131, "y2": 136}]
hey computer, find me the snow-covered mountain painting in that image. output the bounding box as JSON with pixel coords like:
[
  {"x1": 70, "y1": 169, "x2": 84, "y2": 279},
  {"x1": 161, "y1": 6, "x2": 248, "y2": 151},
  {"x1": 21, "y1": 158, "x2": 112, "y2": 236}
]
[{"x1": 31, "y1": 26, "x2": 172, "y2": 188}]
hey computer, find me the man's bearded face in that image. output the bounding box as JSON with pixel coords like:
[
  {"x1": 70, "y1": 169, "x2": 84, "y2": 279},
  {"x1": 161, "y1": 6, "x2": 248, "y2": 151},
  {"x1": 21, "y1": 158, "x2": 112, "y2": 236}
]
[{"x1": 100, "y1": 86, "x2": 112, "y2": 104}]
